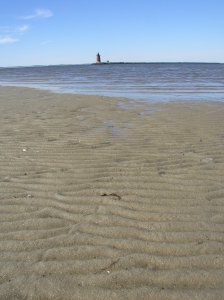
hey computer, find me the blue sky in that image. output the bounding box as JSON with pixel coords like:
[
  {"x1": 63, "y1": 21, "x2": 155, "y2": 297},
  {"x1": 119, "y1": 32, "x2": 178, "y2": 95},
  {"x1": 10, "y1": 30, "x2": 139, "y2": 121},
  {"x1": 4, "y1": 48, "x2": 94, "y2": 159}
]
[{"x1": 0, "y1": 0, "x2": 223, "y2": 66}]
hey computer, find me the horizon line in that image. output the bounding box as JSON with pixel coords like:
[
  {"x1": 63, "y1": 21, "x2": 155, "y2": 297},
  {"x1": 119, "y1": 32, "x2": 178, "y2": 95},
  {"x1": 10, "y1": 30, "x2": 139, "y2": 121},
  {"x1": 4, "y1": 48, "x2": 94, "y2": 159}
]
[{"x1": 1, "y1": 61, "x2": 223, "y2": 68}]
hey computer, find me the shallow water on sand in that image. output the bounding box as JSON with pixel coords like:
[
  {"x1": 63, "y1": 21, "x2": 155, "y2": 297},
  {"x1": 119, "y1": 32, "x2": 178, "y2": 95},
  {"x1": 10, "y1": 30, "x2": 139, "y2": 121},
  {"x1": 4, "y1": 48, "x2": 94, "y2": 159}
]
[{"x1": 0, "y1": 63, "x2": 224, "y2": 102}]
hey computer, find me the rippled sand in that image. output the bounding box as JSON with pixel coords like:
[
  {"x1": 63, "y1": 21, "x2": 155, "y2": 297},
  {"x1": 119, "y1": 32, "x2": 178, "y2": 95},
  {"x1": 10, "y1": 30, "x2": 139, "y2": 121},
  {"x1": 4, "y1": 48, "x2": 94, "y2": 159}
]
[{"x1": 0, "y1": 87, "x2": 224, "y2": 299}]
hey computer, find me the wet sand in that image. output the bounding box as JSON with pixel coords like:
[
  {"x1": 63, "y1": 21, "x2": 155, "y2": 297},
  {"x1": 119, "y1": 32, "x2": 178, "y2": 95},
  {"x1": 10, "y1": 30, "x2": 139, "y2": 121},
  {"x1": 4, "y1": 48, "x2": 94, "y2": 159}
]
[{"x1": 0, "y1": 86, "x2": 224, "y2": 299}]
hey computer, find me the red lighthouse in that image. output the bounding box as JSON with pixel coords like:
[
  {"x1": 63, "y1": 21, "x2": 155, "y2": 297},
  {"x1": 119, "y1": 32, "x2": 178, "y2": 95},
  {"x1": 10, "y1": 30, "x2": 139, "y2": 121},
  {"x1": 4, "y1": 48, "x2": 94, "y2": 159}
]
[{"x1": 96, "y1": 53, "x2": 101, "y2": 63}]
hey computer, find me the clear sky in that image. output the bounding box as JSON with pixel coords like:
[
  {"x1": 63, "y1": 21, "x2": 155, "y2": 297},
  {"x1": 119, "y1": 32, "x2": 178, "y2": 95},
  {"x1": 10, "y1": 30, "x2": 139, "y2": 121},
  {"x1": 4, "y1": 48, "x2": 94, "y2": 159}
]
[{"x1": 0, "y1": 0, "x2": 223, "y2": 66}]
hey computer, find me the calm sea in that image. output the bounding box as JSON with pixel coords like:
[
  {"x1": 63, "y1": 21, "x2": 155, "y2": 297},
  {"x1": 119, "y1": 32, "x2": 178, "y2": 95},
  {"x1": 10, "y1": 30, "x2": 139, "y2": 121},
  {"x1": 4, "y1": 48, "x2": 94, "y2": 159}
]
[{"x1": 0, "y1": 63, "x2": 223, "y2": 102}]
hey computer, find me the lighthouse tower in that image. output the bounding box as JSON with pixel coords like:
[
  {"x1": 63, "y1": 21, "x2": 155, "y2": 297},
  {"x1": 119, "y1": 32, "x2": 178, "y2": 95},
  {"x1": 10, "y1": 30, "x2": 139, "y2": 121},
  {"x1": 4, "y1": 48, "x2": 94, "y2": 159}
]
[{"x1": 96, "y1": 53, "x2": 101, "y2": 63}]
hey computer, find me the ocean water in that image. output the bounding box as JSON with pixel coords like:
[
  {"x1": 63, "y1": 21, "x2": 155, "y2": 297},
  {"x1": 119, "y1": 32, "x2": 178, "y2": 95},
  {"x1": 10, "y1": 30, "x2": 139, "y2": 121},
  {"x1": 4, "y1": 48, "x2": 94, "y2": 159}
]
[{"x1": 0, "y1": 63, "x2": 224, "y2": 102}]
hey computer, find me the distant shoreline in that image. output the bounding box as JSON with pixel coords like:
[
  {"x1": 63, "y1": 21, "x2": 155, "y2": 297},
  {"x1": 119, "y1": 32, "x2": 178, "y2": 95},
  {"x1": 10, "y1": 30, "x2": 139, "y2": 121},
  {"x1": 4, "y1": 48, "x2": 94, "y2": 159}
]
[
  {"x1": 0, "y1": 62, "x2": 223, "y2": 69},
  {"x1": 92, "y1": 61, "x2": 222, "y2": 65}
]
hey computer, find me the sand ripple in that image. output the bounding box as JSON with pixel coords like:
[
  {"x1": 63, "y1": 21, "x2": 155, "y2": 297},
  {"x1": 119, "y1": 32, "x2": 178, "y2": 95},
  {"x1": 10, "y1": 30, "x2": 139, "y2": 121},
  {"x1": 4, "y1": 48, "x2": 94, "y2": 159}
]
[{"x1": 0, "y1": 87, "x2": 224, "y2": 299}]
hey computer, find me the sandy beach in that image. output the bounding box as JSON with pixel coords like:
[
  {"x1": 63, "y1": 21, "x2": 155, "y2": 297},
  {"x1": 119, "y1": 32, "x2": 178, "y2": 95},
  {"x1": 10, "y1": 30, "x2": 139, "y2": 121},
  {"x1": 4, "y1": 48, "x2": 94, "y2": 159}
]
[{"x1": 0, "y1": 86, "x2": 224, "y2": 299}]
